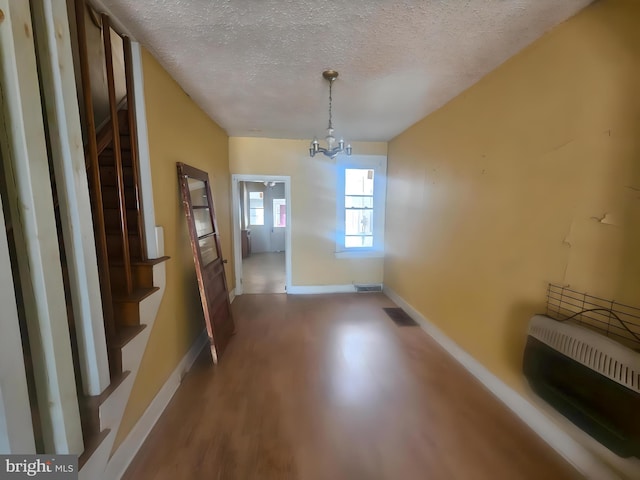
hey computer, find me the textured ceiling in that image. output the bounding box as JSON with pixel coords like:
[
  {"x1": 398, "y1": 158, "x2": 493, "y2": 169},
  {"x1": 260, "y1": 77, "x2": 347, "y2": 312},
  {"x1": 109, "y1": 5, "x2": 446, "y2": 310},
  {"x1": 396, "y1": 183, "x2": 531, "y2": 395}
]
[{"x1": 97, "y1": 0, "x2": 592, "y2": 142}]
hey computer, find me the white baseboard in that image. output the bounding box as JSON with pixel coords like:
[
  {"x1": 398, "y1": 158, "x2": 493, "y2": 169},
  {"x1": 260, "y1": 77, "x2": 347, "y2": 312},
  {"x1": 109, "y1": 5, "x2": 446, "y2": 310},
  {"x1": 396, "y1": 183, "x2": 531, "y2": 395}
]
[
  {"x1": 229, "y1": 288, "x2": 236, "y2": 304},
  {"x1": 383, "y1": 286, "x2": 625, "y2": 480},
  {"x1": 287, "y1": 284, "x2": 356, "y2": 294},
  {"x1": 105, "y1": 329, "x2": 209, "y2": 480}
]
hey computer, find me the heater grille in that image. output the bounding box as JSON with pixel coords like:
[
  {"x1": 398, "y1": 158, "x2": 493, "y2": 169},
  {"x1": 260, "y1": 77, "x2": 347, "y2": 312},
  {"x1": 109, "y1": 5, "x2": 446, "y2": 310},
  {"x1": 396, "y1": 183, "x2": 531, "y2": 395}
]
[
  {"x1": 528, "y1": 314, "x2": 640, "y2": 394},
  {"x1": 546, "y1": 283, "x2": 640, "y2": 350},
  {"x1": 354, "y1": 284, "x2": 382, "y2": 293}
]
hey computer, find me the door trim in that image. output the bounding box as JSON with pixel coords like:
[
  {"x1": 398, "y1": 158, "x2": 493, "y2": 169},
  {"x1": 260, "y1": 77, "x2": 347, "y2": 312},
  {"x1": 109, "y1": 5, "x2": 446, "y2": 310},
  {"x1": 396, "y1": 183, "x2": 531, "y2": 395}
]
[{"x1": 231, "y1": 175, "x2": 292, "y2": 295}]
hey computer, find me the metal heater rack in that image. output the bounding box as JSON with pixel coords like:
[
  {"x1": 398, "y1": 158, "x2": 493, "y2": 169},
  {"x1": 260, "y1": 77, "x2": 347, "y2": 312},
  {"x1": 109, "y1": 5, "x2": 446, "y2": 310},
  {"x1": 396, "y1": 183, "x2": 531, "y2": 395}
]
[{"x1": 546, "y1": 284, "x2": 640, "y2": 351}]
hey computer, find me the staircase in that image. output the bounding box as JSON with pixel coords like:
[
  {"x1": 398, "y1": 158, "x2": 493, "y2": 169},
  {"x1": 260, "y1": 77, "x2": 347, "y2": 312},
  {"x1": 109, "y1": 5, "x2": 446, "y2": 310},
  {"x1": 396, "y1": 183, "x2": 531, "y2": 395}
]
[
  {"x1": 89, "y1": 108, "x2": 165, "y2": 378},
  {"x1": 79, "y1": 254, "x2": 167, "y2": 477},
  {"x1": 77, "y1": 107, "x2": 168, "y2": 468}
]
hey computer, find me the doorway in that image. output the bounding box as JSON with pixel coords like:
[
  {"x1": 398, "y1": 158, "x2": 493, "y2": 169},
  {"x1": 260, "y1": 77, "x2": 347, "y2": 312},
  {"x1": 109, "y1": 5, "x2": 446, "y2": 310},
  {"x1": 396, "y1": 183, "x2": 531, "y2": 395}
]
[{"x1": 232, "y1": 175, "x2": 291, "y2": 295}]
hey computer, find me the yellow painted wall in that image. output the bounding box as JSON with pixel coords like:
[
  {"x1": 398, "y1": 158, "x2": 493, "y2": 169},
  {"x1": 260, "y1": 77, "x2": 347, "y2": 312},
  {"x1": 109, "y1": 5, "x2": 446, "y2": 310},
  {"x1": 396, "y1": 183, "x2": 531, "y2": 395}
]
[
  {"x1": 386, "y1": 0, "x2": 640, "y2": 392},
  {"x1": 229, "y1": 138, "x2": 387, "y2": 286},
  {"x1": 114, "y1": 49, "x2": 233, "y2": 449}
]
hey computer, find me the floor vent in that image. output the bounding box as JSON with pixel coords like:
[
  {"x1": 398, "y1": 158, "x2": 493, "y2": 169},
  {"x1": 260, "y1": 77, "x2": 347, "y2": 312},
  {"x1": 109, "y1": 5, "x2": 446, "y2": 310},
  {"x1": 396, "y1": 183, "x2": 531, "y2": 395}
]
[
  {"x1": 355, "y1": 284, "x2": 383, "y2": 293},
  {"x1": 383, "y1": 307, "x2": 418, "y2": 326}
]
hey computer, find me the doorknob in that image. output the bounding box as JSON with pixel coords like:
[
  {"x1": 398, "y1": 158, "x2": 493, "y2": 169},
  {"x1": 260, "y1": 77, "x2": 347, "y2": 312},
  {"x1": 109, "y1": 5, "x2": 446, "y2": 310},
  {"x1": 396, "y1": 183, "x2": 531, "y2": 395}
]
[{"x1": 222, "y1": 259, "x2": 228, "y2": 264}]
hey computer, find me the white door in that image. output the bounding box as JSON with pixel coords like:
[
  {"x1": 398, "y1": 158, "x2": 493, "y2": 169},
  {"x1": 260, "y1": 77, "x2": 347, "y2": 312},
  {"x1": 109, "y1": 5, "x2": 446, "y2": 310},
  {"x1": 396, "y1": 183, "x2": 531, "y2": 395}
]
[{"x1": 269, "y1": 183, "x2": 286, "y2": 252}]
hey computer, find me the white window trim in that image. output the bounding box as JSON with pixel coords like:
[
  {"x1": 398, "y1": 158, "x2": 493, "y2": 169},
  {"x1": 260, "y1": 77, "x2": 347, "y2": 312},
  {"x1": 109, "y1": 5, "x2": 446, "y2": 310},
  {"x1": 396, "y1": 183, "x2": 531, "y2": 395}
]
[
  {"x1": 335, "y1": 155, "x2": 387, "y2": 259},
  {"x1": 272, "y1": 198, "x2": 286, "y2": 228}
]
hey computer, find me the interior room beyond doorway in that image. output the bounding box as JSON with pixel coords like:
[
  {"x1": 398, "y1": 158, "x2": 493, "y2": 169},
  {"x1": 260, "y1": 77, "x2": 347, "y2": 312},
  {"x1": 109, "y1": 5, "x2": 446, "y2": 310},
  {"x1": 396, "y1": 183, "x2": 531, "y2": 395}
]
[{"x1": 239, "y1": 180, "x2": 287, "y2": 294}]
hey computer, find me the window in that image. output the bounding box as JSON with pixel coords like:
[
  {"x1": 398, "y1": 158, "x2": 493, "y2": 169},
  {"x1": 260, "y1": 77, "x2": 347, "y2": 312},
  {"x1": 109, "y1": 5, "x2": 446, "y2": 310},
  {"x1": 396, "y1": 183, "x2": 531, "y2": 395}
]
[
  {"x1": 249, "y1": 191, "x2": 264, "y2": 226},
  {"x1": 273, "y1": 198, "x2": 286, "y2": 227},
  {"x1": 336, "y1": 155, "x2": 386, "y2": 258}
]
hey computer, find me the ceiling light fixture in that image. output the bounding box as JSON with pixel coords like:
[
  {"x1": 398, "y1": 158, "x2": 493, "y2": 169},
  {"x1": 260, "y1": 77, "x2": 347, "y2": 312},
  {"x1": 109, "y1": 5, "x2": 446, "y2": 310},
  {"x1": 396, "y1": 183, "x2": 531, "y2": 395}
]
[{"x1": 309, "y1": 70, "x2": 352, "y2": 159}]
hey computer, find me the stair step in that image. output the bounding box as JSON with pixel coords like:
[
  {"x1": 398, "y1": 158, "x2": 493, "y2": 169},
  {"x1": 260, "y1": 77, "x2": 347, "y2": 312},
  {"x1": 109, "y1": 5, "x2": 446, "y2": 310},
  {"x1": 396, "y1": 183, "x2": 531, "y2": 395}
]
[
  {"x1": 78, "y1": 371, "x2": 130, "y2": 436},
  {"x1": 112, "y1": 287, "x2": 159, "y2": 327},
  {"x1": 101, "y1": 186, "x2": 137, "y2": 210},
  {"x1": 106, "y1": 232, "x2": 143, "y2": 259},
  {"x1": 98, "y1": 156, "x2": 133, "y2": 170},
  {"x1": 99, "y1": 165, "x2": 135, "y2": 187},
  {"x1": 113, "y1": 255, "x2": 169, "y2": 276},
  {"x1": 110, "y1": 264, "x2": 143, "y2": 292},
  {"x1": 131, "y1": 256, "x2": 169, "y2": 266},
  {"x1": 78, "y1": 428, "x2": 110, "y2": 469},
  {"x1": 104, "y1": 208, "x2": 139, "y2": 232},
  {"x1": 84, "y1": 371, "x2": 131, "y2": 409},
  {"x1": 118, "y1": 109, "x2": 130, "y2": 132},
  {"x1": 77, "y1": 371, "x2": 132, "y2": 468},
  {"x1": 112, "y1": 324, "x2": 147, "y2": 349},
  {"x1": 119, "y1": 135, "x2": 132, "y2": 149},
  {"x1": 111, "y1": 256, "x2": 169, "y2": 268},
  {"x1": 113, "y1": 286, "x2": 160, "y2": 304},
  {"x1": 110, "y1": 256, "x2": 169, "y2": 291},
  {"x1": 99, "y1": 147, "x2": 132, "y2": 159}
]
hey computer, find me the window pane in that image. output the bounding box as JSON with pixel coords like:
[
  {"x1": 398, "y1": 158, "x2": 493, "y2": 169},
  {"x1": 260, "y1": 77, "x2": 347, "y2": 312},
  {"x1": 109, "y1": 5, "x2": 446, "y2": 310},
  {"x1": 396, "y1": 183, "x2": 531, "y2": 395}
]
[
  {"x1": 345, "y1": 195, "x2": 373, "y2": 209},
  {"x1": 249, "y1": 191, "x2": 264, "y2": 208},
  {"x1": 345, "y1": 209, "x2": 373, "y2": 236},
  {"x1": 188, "y1": 178, "x2": 208, "y2": 207},
  {"x1": 338, "y1": 160, "x2": 386, "y2": 253},
  {"x1": 193, "y1": 208, "x2": 214, "y2": 237},
  {"x1": 249, "y1": 191, "x2": 264, "y2": 226},
  {"x1": 273, "y1": 198, "x2": 286, "y2": 227},
  {"x1": 250, "y1": 208, "x2": 264, "y2": 226},
  {"x1": 345, "y1": 169, "x2": 374, "y2": 196},
  {"x1": 345, "y1": 236, "x2": 373, "y2": 248},
  {"x1": 199, "y1": 235, "x2": 218, "y2": 265}
]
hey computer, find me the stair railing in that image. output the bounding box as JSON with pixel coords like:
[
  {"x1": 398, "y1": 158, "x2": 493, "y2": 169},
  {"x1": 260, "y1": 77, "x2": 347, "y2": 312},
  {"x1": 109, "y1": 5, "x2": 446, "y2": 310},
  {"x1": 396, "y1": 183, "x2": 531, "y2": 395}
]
[
  {"x1": 74, "y1": 0, "x2": 117, "y2": 357},
  {"x1": 102, "y1": 14, "x2": 133, "y2": 297}
]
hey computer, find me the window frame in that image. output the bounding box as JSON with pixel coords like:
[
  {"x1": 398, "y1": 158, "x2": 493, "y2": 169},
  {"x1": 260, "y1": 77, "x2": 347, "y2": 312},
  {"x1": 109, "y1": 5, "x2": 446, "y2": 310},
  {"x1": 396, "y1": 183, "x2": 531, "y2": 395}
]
[
  {"x1": 335, "y1": 155, "x2": 387, "y2": 258},
  {"x1": 248, "y1": 191, "x2": 265, "y2": 226},
  {"x1": 272, "y1": 198, "x2": 286, "y2": 228}
]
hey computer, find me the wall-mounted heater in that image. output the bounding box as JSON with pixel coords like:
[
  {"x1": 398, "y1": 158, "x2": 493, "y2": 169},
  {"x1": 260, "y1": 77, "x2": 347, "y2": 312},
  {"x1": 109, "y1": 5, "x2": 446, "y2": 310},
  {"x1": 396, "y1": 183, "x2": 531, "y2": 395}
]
[{"x1": 523, "y1": 284, "x2": 640, "y2": 458}]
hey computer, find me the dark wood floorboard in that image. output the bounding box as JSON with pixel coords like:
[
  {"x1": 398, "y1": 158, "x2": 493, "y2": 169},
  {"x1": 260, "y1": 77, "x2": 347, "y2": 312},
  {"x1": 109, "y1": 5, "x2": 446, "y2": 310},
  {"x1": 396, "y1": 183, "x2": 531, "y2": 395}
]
[{"x1": 123, "y1": 293, "x2": 581, "y2": 480}]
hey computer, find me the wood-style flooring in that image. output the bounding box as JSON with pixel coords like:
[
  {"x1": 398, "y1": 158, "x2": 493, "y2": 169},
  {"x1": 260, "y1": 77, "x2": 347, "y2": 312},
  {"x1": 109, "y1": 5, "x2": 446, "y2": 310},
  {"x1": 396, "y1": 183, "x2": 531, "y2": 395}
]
[
  {"x1": 123, "y1": 293, "x2": 581, "y2": 480},
  {"x1": 242, "y1": 252, "x2": 286, "y2": 294}
]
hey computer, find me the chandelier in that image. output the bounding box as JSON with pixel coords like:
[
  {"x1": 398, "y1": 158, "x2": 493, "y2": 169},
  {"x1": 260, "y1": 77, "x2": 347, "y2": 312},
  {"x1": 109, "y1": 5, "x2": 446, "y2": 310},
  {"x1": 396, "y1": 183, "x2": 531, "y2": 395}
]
[{"x1": 309, "y1": 70, "x2": 352, "y2": 159}]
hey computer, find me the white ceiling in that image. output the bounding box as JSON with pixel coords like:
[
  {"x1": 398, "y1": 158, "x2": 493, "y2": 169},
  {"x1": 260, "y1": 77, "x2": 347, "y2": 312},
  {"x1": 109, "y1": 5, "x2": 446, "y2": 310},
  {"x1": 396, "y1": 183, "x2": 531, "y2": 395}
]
[{"x1": 98, "y1": 0, "x2": 592, "y2": 142}]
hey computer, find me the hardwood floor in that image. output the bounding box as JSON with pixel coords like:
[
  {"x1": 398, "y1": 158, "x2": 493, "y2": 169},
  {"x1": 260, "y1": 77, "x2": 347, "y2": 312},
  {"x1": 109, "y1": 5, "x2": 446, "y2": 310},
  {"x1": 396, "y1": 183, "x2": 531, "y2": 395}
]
[
  {"x1": 123, "y1": 293, "x2": 581, "y2": 480},
  {"x1": 242, "y1": 252, "x2": 285, "y2": 294}
]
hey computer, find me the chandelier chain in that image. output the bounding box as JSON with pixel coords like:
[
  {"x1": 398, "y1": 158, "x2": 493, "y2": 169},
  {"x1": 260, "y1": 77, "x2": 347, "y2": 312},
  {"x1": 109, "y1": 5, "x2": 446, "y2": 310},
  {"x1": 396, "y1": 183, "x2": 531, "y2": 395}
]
[{"x1": 328, "y1": 79, "x2": 333, "y2": 131}]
